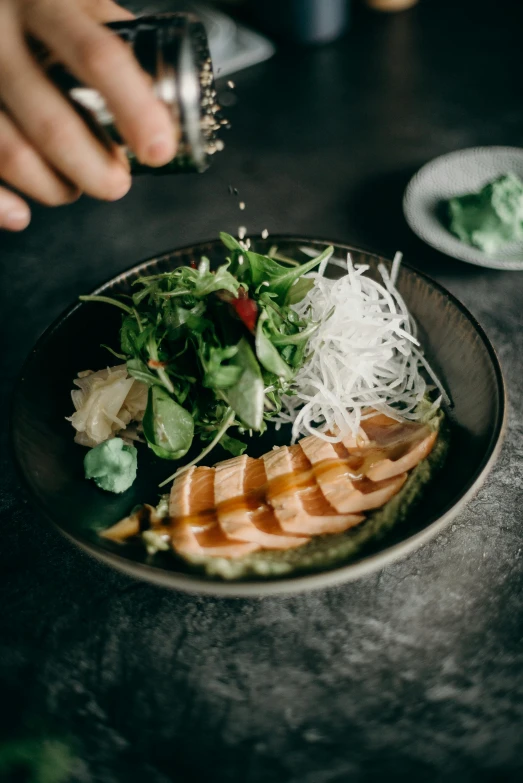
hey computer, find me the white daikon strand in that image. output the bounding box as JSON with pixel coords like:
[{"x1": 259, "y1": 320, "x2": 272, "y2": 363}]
[{"x1": 274, "y1": 251, "x2": 447, "y2": 443}]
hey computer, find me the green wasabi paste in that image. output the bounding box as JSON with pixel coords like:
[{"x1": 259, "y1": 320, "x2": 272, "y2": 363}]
[
  {"x1": 84, "y1": 438, "x2": 137, "y2": 494},
  {"x1": 447, "y1": 172, "x2": 523, "y2": 254}
]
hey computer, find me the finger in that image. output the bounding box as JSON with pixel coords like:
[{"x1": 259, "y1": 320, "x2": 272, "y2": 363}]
[
  {"x1": 0, "y1": 111, "x2": 80, "y2": 205},
  {"x1": 90, "y1": 0, "x2": 135, "y2": 22},
  {"x1": 0, "y1": 3, "x2": 131, "y2": 201},
  {"x1": 27, "y1": 0, "x2": 178, "y2": 167},
  {"x1": 0, "y1": 184, "x2": 30, "y2": 231}
]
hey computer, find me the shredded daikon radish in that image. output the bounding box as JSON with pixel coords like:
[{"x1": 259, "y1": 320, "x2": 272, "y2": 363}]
[{"x1": 274, "y1": 252, "x2": 448, "y2": 443}]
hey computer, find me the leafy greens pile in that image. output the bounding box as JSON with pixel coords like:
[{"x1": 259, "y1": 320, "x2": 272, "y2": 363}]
[{"x1": 82, "y1": 234, "x2": 333, "y2": 480}]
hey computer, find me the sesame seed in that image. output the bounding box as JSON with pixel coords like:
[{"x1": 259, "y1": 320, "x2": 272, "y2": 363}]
[
  {"x1": 227, "y1": 80, "x2": 235, "y2": 89},
  {"x1": 239, "y1": 201, "x2": 245, "y2": 210},
  {"x1": 238, "y1": 226, "x2": 247, "y2": 240},
  {"x1": 261, "y1": 229, "x2": 269, "y2": 239}
]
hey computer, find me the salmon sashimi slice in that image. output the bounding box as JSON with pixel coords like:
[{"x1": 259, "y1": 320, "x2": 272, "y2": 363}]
[
  {"x1": 332, "y1": 473, "x2": 408, "y2": 513},
  {"x1": 263, "y1": 445, "x2": 364, "y2": 535},
  {"x1": 170, "y1": 466, "x2": 259, "y2": 559},
  {"x1": 365, "y1": 431, "x2": 437, "y2": 482},
  {"x1": 299, "y1": 435, "x2": 360, "y2": 513},
  {"x1": 243, "y1": 457, "x2": 310, "y2": 548},
  {"x1": 214, "y1": 455, "x2": 309, "y2": 549},
  {"x1": 172, "y1": 514, "x2": 260, "y2": 559},
  {"x1": 170, "y1": 465, "x2": 215, "y2": 518},
  {"x1": 338, "y1": 411, "x2": 426, "y2": 448},
  {"x1": 101, "y1": 503, "x2": 165, "y2": 542},
  {"x1": 360, "y1": 416, "x2": 430, "y2": 450},
  {"x1": 300, "y1": 434, "x2": 408, "y2": 513}
]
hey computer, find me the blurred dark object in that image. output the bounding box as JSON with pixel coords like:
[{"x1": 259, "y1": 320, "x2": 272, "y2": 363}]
[
  {"x1": 365, "y1": 0, "x2": 419, "y2": 10},
  {"x1": 250, "y1": 0, "x2": 350, "y2": 45},
  {"x1": 47, "y1": 13, "x2": 224, "y2": 175},
  {"x1": 0, "y1": 736, "x2": 74, "y2": 783}
]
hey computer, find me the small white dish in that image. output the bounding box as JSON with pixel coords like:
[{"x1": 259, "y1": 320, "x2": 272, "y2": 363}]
[{"x1": 403, "y1": 146, "x2": 523, "y2": 270}]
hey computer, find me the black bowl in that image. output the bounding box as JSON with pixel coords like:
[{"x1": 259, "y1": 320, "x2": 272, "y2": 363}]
[{"x1": 10, "y1": 238, "x2": 506, "y2": 596}]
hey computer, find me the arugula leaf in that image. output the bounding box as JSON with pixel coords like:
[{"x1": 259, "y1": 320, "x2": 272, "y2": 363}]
[
  {"x1": 220, "y1": 434, "x2": 247, "y2": 456},
  {"x1": 255, "y1": 312, "x2": 294, "y2": 381},
  {"x1": 82, "y1": 238, "x2": 324, "y2": 476},
  {"x1": 220, "y1": 232, "x2": 245, "y2": 252},
  {"x1": 270, "y1": 320, "x2": 319, "y2": 346},
  {"x1": 244, "y1": 245, "x2": 333, "y2": 305},
  {"x1": 132, "y1": 284, "x2": 157, "y2": 306},
  {"x1": 120, "y1": 316, "x2": 141, "y2": 355},
  {"x1": 291, "y1": 340, "x2": 310, "y2": 369},
  {"x1": 126, "y1": 358, "x2": 166, "y2": 388},
  {"x1": 286, "y1": 276, "x2": 315, "y2": 305},
  {"x1": 101, "y1": 344, "x2": 128, "y2": 361},
  {"x1": 79, "y1": 294, "x2": 133, "y2": 314},
  {"x1": 165, "y1": 301, "x2": 206, "y2": 330},
  {"x1": 223, "y1": 337, "x2": 264, "y2": 430},
  {"x1": 143, "y1": 386, "x2": 194, "y2": 460},
  {"x1": 192, "y1": 259, "x2": 241, "y2": 298},
  {"x1": 201, "y1": 345, "x2": 243, "y2": 389}
]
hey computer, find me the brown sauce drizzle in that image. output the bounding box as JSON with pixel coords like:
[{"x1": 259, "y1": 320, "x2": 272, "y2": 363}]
[{"x1": 104, "y1": 424, "x2": 431, "y2": 542}]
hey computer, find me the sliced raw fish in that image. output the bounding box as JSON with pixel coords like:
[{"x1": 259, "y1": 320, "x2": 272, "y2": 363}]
[
  {"x1": 365, "y1": 432, "x2": 437, "y2": 482},
  {"x1": 264, "y1": 445, "x2": 364, "y2": 535},
  {"x1": 299, "y1": 435, "x2": 359, "y2": 512},
  {"x1": 170, "y1": 466, "x2": 259, "y2": 559},
  {"x1": 214, "y1": 455, "x2": 309, "y2": 549}
]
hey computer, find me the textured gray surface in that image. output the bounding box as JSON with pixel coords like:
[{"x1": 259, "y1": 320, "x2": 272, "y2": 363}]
[{"x1": 1, "y1": 0, "x2": 523, "y2": 780}]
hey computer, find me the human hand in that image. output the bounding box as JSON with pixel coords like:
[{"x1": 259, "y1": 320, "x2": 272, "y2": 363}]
[{"x1": 0, "y1": 0, "x2": 178, "y2": 231}]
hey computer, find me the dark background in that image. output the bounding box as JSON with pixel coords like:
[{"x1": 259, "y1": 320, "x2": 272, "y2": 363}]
[{"x1": 1, "y1": 0, "x2": 523, "y2": 780}]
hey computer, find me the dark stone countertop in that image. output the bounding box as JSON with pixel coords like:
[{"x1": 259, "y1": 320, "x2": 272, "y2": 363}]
[{"x1": 1, "y1": 1, "x2": 523, "y2": 780}]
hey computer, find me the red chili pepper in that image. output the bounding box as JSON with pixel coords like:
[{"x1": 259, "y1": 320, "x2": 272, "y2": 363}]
[
  {"x1": 147, "y1": 359, "x2": 169, "y2": 369},
  {"x1": 230, "y1": 292, "x2": 258, "y2": 332},
  {"x1": 190, "y1": 260, "x2": 197, "y2": 269}
]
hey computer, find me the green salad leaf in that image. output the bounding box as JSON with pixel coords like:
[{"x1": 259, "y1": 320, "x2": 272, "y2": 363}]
[
  {"x1": 82, "y1": 237, "x2": 331, "y2": 473},
  {"x1": 220, "y1": 233, "x2": 333, "y2": 305},
  {"x1": 255, "y1": 311, "x2": 294, "y2": 380},
  {"x1": 220, "y1": 434, "x2": 248, "y2": 457},
  {"x1": 286, "y1": 276, "x2": 315, "y2": 306},
  {"x1": 143, "y1": 386, "x2": 194, "y2": 460},
  {"x1": 126, "y1": 358, "x2": 166, "y2": 388},
  {"x1": 223, "y1": 338, "x2": 264, "y2": 430}
]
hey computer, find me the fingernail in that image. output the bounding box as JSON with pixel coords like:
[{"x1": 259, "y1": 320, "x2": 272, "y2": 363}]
[
  {"x1": 144, "y1": 134, "x2": 174, "y2": 165},
  {"x1": 4, "y1": 208, "x2": 30, "y2": 230}
]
